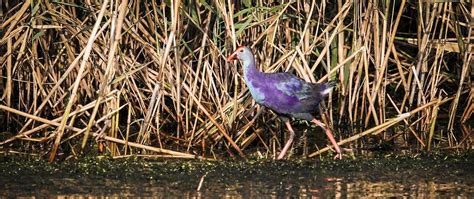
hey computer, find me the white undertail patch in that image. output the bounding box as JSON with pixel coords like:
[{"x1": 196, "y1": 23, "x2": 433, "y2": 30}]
[{"x1": 321, "y1": 87, "x2": 333, "y2": 95}]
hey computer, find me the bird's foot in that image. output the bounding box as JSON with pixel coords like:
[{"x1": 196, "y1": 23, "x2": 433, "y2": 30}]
[
  {"x1": 329, "y1": 146, "x2": 344, "y2": 160},
  {"x1": 333, "y1": 153, "x2": 343, "y2": 160},
  {"x1": 332, "y1": 147, "x2": 354, "y2": 160},
  {"x1": 341, "y1": 147, "x2": 353, "y2": 152}
]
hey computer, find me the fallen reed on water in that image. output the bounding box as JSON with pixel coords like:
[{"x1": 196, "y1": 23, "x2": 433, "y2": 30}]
[{"x1": 0, "y1": 1, "x2": 472, "y2": 161}]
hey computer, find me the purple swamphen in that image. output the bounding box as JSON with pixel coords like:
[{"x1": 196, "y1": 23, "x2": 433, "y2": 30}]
[{"x1": 226, "y1": 46, "x2": 342, "y2": 160}]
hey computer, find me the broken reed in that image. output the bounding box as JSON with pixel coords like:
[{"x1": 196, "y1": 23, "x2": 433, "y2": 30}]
[{"x1": 0, "y1": 0, "x2": 472, "y2": 160}]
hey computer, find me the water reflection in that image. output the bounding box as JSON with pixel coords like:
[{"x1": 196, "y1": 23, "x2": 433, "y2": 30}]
[{"x1": 1, "y1": 176, "x2": 472, "y2": 198}]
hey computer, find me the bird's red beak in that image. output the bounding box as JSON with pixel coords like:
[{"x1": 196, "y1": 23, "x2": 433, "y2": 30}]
[{"x1": 226, "y1": 51, "x2": 237, "y2": 62}]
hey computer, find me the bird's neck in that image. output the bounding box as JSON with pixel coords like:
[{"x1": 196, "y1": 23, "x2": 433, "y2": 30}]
[{"x1": 242, "y1": 56, "x2": 261, "y2": 82}]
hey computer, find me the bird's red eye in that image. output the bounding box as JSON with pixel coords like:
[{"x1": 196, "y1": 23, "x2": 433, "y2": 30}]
[{"x1": 240, "y1": 50, "x2": 244, "y2": 53}]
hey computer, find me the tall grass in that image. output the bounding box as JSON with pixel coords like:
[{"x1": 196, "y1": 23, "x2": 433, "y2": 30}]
[{"x1": 0, "y1": 0, "x2": 472, "y2": 161}]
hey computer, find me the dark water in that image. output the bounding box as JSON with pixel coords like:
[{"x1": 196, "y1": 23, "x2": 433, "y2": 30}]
[{"x1": 1, "y1": 153, "x2": 473, "y2": 198}]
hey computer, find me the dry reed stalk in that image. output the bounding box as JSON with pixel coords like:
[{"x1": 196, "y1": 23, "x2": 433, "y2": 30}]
[
  {"x1": 82, "y1": 0, "x2": 129, "y2": 149},
  {"x1": 0, "y1": 94, "x2": 116, "y2": 145},
  {"x1": 49, "y1": 0, "x2": 110, "y2": 162},
  {"x1": 0, "y1": 1, "x2": 471, "y2": 160},
  {"x1": 309, "y1": 98, "x2": 453, "y2": 157},
  {"x1": 0, "y1": 104, "x2": 196, "y2": 158}
]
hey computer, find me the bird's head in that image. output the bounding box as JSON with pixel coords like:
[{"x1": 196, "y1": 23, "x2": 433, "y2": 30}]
[{"x1": 226, "y1": 46, "x2": 253, "y2": 62}]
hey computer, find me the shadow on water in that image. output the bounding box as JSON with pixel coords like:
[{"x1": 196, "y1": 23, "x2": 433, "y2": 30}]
[{"x1": 1, "y1": 152, "x2": 473, "y2": 198}]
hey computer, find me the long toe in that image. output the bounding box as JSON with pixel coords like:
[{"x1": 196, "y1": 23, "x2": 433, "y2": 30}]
[{"x1": 333, "y1": 153, "x2": 343, "y2": 160}]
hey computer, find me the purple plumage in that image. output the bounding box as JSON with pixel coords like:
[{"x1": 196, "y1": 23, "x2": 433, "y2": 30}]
[
  {"x1": 251, "y1": 72, "x2": 337, "y2": 121},
  {"x1": 227, "y1": 46, "x2": 342, "y2": 160}
]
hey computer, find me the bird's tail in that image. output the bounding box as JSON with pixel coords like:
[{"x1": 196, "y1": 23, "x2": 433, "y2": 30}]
[{"x1": 320, "y1": 80, "x2": 338, "y2": 95}]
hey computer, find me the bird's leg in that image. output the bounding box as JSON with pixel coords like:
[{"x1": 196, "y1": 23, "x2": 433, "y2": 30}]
[
  {"x1": 279, "y1": 120, "x2": 285, "y2": 150},
  {"x1": 276, "y1": 120, "x2": 295, "y2": 160},
  {"x1": 311, "y1": 118, "x2": 342, "y2": 159}
]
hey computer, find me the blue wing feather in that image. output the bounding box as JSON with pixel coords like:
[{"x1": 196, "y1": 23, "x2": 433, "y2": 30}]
[
  {"x1": 272, "y1": 73, "x2": 320, "y2": 100},
  {"x1": 264, "y1": 73, "x2": 325, "y2": 112},
  {"x1": 246, "y1": 71, "x2": 334, "y2": 120}
]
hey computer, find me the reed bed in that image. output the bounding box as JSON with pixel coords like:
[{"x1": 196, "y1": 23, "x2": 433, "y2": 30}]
[{"x1": 0, "y1": 0, "x2": 472, "y2": 161}]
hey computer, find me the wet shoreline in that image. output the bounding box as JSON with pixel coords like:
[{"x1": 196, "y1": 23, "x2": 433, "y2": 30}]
[{"x1": 1, "y1": 151, "x2": 473, "y2": 197}]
